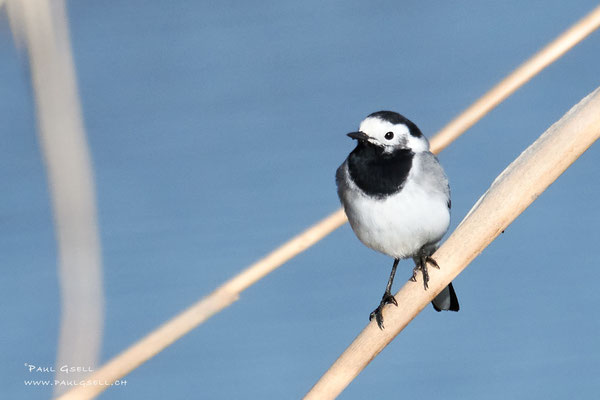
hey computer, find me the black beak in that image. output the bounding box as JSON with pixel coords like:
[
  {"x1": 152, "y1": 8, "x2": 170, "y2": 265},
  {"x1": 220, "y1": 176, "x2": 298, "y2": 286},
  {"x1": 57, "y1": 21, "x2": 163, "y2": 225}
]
[{"x1": 347, "y1": 131, "x2": 370, "y2": 141}]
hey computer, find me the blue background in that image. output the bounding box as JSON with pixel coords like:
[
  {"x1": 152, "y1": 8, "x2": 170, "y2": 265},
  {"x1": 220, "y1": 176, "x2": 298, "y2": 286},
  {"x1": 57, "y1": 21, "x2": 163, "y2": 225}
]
[{"x1": 1, "y1": 1, "x2": 599, "y2": 398}]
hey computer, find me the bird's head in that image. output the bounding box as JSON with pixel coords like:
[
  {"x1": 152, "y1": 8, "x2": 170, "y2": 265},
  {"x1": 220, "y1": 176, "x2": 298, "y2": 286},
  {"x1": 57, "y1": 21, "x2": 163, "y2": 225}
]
[{"x1": 347, "y1": 111, "x2": 429, "y2": 153}]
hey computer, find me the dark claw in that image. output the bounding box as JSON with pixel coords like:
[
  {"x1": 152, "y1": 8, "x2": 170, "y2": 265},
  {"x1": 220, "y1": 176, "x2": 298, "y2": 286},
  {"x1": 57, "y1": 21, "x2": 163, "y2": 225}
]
[
  {"x1": 411, "y1": 262, "x2": 426, "y2": 288},
  {"x1": 382, "y1": 291, "x2": 397, "y2": 307},
  {"x1": 369, "y1": 307, "x2": 384, "y2": 329},
  {"x1": 411, "y1": 255, "x2": 439, "y2": 290},
  {"x1": 369, "y1": 291, "x2": 398, "y2": 329},
  {"x1": 426, "y1": 256, "x2": 440, "y2": 269},
  {"x1": 422, "y1": 266, "x2": 429, "y2": 290}
]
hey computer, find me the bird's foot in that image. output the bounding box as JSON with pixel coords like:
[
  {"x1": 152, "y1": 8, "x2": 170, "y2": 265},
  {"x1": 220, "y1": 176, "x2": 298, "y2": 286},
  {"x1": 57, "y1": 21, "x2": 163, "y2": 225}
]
[
  {"x1": 369, "y1": 291, "x2": 398, "y2": 329},
  {"x1": 410, "y1": 256, "x2": 440, "y2": 290}
]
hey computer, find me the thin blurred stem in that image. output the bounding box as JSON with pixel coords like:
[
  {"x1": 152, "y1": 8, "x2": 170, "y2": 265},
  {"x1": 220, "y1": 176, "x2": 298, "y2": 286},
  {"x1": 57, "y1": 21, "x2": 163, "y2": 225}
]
[{"x1": 7, "y1": 0, "x2": 104, "y2": 395}]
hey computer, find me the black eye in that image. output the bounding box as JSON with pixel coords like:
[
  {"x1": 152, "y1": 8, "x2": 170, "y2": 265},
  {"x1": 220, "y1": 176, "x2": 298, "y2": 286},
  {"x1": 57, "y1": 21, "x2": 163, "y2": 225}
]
[{"x1": 384, "y1": 132, "x2": 394, "y2": 140}]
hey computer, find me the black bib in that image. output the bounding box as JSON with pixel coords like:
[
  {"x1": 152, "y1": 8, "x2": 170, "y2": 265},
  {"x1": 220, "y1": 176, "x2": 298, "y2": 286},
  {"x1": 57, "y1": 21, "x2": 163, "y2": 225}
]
[{"x1": 347, "y1": 142, "x2": 413, "y2": 199}]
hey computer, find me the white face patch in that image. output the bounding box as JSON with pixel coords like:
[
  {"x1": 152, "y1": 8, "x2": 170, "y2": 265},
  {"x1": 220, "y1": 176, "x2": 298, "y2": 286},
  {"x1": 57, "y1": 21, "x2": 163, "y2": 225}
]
[{"x1": 358, "y1": 117, "x2": 430, "y2": 153}]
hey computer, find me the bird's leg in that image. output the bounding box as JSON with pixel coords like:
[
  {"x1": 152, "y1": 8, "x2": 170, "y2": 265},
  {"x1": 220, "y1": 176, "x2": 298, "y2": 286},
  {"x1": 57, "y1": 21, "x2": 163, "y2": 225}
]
[
  {"x1": 410, "y1": 252, "x2": 440, "y2": 290},
  {"x1": 369, "y1": 258, "x2": 399, "y2": 329}
]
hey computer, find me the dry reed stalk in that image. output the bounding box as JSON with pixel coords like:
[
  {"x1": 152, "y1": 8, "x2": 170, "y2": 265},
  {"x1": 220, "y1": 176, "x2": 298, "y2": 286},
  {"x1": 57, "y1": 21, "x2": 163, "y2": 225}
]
[{"x1": 304, "y1": 86, "x2": 600, "y2": 399}]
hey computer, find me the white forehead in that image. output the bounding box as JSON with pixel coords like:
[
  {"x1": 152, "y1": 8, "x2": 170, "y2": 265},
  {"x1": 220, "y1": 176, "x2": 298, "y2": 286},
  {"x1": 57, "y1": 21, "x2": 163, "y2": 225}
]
[
  {"x1": 359, "y1": 117, "x2": 410, "y2": 138},
  {"x1": 359, "y1": 116, "x2": 430, "y2": 152}
]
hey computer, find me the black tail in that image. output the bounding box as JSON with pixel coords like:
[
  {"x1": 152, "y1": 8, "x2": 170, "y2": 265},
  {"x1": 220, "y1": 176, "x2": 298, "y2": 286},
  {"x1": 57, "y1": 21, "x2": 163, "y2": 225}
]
[{"x1": 432, "y1": 282, "x2": 460, "y2": 312}]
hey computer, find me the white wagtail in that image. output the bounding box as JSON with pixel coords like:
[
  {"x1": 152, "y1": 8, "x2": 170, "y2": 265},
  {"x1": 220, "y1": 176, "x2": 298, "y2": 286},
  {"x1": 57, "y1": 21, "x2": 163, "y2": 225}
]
[{"x1": 336, "y1": 111, "x2": 459, "y2": 329}]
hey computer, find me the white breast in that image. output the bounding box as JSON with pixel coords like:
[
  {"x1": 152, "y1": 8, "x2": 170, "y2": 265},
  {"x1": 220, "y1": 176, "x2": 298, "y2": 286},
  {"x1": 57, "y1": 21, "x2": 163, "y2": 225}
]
[{"x1": 340, "y1": 158, "x2": 450, "y2": 259}]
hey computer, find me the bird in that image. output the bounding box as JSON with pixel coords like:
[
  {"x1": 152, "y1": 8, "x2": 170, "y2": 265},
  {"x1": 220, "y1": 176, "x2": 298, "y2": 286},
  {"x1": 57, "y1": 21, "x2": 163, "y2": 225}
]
[{"x1": 336, "y1": 110, "x2": 459, "y2": 329}]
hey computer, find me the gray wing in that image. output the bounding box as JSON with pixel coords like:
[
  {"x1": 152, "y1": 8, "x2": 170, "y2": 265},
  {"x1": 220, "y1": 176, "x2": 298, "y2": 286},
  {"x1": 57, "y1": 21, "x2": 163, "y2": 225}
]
[
  {"x1": 335, "y1": 160, "x2": 350, "y2": 206},
  {"x1": 416, "y1": 151, "x2": 451, "y2": 209}
]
